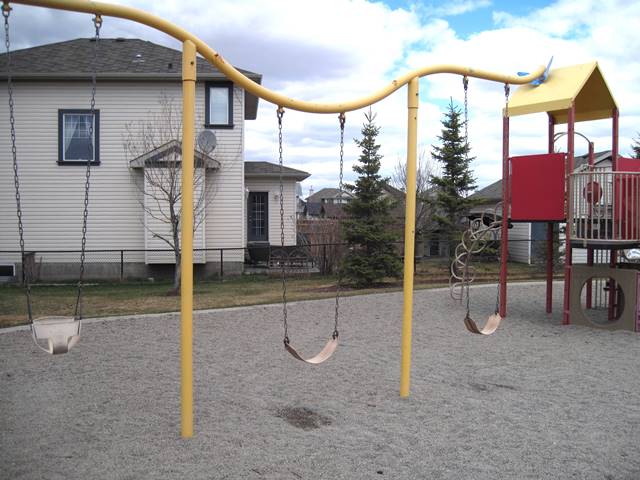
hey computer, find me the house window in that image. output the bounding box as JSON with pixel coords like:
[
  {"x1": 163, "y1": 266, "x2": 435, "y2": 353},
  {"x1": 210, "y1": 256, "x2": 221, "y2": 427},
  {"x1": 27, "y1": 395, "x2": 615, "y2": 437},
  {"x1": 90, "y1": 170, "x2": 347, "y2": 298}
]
[
  {"x1": 58, "y1": 109, "x2": 100, "y2": 165},
  {"x1": 205, "y1": 81, "x2": 233, "y2": 128}
]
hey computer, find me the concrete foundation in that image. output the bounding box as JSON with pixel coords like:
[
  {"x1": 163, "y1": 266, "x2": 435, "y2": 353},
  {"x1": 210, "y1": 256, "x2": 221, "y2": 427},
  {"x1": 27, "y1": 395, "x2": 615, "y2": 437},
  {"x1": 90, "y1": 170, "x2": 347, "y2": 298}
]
[{"x1": 10, "y1": 261, "x2": 245, "y2": 283}]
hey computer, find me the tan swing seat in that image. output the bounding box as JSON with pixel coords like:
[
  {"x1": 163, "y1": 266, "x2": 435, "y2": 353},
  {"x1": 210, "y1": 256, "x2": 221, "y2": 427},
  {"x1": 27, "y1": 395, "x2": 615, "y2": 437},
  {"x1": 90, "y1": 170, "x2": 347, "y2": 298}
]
[
  {"x1": 31, "y1": 316, "x2": 81, "y2": 355},
  {"x1": 284, "y1": 336, "x2": 338, "y2": 364},
  {"x1": 464, "y1": 313, "x2": 502, "y2": 336}
]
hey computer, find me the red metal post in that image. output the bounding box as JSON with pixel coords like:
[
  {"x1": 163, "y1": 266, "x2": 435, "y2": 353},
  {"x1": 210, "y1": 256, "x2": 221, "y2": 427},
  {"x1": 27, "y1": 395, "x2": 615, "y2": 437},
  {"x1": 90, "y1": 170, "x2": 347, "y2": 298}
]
[
  {"x1": 546, "y1": 114, "x2": 555, "y2": 314},
  {"x1": 546, "y1": 222, "x2": 554, "y2": 313},
  {"x1": 586, "y1": 141, "x2": 595, "y2": 309},
  {"x1": 586, "y1": 248, "x2": 594, "y2": 309},
  {"x1": 609, "y1": 108, "x2": 619, "y2": 319},
  {"x1": 612, "y1": 108, "x2": 619, "y2": 171},
  {"x1": 562, "y1": 104, "x2": 575, "y2": 325},
  {"x1": 499, "y1": 110, "x2": 510, "y2": 317}
]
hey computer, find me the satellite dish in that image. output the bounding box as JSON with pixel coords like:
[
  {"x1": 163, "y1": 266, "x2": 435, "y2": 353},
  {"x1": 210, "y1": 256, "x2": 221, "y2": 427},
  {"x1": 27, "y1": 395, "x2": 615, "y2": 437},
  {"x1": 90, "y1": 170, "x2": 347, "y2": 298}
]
[{"x1": 197, "y1": 130, "x2": 217, "y2": 154}]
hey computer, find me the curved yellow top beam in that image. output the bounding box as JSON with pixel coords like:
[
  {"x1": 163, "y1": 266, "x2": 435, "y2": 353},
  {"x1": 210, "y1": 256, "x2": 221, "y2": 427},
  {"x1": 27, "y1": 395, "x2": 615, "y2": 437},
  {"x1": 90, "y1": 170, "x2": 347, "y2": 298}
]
[{"x1": 11, "y1": 0, "x2": 546, "y2": 113}]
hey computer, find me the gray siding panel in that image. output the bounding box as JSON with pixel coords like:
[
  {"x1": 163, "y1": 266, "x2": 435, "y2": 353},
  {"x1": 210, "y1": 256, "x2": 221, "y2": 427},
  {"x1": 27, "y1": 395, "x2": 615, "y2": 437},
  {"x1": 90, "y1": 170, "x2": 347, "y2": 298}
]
[
  {"x1": 508, "y1": 222, "x2": 531, "y2": 264},
  {"x1": 0, "y1": 81, "x2": 246, "y2": 265}
]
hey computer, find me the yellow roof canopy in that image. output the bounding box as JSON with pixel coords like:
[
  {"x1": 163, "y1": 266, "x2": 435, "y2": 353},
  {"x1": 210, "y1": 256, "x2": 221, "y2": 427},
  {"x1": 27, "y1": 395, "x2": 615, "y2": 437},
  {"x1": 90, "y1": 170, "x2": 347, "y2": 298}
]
[{"x1": 506, "y1": 62, "x2": 617, "y2": 124}]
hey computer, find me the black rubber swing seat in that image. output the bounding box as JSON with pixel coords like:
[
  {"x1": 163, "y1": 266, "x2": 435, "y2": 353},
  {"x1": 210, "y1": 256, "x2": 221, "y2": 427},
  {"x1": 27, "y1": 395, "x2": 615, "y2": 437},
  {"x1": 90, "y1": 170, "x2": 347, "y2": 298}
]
[
  {"x1": 464, "y1": 313, "x2": 502, "y2": 336},
  {"x1": 31, "y1": 316, "x2": 81, "y2": 355},
  {"x1": 284, "y1": 336, "x2": 339, "y2": 364}
]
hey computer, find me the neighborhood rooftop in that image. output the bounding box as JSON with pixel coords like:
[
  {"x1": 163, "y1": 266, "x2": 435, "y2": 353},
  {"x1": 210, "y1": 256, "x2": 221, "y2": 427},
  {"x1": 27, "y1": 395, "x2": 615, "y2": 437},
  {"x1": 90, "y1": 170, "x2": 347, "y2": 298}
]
[
  {"x1": 307, "y1": 187, "x2": 346, "y2": 203},
  {"x1": 244, "y1": 161, "x2": 310, "y2": 181},
  {"x1": 0, "y1": 38, "x2": 262, "y2": 118}
]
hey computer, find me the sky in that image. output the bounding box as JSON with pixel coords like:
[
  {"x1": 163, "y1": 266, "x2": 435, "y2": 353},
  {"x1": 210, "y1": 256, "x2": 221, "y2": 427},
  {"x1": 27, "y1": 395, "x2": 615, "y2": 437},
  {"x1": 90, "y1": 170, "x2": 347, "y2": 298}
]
[{"x1": 7, "y1": 0, "x2": 640, "y2": 197}]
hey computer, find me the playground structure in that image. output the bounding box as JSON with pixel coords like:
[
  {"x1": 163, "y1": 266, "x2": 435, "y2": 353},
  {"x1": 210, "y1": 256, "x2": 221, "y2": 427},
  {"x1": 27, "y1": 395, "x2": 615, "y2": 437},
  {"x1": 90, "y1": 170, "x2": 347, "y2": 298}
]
[
  {"x1": 503, "y1": 62, "x2": 640, "y2": 331},
  {"x1": 5, "y1": 0, "x2": 637, "y2": 439},
  {"x1": 453, "y1": 62, "x2": 640, "y2": 334}
]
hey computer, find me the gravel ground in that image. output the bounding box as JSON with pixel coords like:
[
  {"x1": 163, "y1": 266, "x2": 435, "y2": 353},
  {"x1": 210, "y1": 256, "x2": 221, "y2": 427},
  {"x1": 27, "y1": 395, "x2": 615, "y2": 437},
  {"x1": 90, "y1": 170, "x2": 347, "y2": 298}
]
[{"x1": 1, "y1": 281, "x2": 640, "y2": 480}]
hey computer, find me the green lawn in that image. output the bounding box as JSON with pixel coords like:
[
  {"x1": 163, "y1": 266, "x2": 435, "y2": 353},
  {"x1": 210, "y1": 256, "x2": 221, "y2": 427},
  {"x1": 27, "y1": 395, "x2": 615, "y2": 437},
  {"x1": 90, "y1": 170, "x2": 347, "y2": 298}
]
[{"x1": 0, "y1": 260, "x2": 557, "y2": 328}]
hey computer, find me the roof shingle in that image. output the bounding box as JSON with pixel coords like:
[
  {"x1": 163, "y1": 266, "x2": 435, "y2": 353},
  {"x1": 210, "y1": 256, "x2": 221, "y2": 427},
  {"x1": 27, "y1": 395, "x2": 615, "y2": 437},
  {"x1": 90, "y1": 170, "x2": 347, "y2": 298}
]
[
  {"x1": 244, "y1": 161, "x2": 309, "y2": 180},
  {"x1": 0, "y1": 38, "x2": 262, "y2": 119}
]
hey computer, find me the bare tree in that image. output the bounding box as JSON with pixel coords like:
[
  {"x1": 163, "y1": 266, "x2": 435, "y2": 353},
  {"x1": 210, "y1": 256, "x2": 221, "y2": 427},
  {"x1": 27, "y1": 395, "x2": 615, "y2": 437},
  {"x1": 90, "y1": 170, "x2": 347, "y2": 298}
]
[
  {"x1": 391, "y1": 150, "x2": 438, "y2": 237},
  {"x1": 123, "y1": 94, "x2": 217, "y2": 294}
]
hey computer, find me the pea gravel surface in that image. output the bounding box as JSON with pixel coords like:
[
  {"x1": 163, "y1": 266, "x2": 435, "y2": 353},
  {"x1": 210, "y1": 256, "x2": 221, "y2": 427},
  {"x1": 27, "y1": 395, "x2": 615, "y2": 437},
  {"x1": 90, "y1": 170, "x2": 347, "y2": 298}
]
[{"x1": 1, "y1": 282, "x2": 639, "y2": 480}]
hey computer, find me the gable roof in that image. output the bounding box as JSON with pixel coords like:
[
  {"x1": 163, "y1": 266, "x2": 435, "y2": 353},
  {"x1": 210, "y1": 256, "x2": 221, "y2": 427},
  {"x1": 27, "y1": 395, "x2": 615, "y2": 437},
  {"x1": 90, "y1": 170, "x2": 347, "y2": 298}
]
[
  {"x1": 507, "y1": 62, "x2": 617, "y2": 124},
  {"x1": 574, "y1": 150, "x2": 612, "y2": 170},
  {"x1": 244, "y1": 161, "x2": 310, "y2": 181},
  {"x1": 129, "y1": 139, "x2": 220, "y2": 169},
  {"x1": 469, "y1": 180, "x2": 503, "y2": 202},
  {"x1": 382, "y1": 183, "x2": 405, "y2": 198},
  {"x1": 0, "y1": 38, "x2": 262, "y2": 119}
]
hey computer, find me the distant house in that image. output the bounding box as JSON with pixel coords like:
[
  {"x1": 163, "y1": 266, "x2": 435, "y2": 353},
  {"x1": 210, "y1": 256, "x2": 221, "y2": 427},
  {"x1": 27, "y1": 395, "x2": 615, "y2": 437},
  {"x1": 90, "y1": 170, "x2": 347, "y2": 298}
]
[
  {"x1": 304, "y1": 187, "x2": 353, "y2": 219},
  {"x1": 303, "y1": 184, "x2": 407, "y2": 221},
  {"x1": 307, "y1": 187, "x2": 353, "y2": 205},
  {"x1": 0, "y1": 38, "x2": 308, "y2": 281}
]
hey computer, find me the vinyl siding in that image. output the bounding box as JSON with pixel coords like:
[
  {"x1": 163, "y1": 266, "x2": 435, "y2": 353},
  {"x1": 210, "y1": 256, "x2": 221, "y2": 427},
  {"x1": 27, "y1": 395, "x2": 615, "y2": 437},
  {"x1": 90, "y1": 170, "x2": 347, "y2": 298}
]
[
  {"x1": 0, "y1": 80, "x2": 245, "y2": 264},
  {"x1": 508, "y1": 222, "x2": 531, "y2": 264},
  {"x1": 144, "y1": 168, "x2": 206, "y2": 264},
  {"x1": 244, "y1": 178, "x2": 297, "y2": 246},
  {"x1": 571, "y1": 248, "x2": 589, "y2": 264}
]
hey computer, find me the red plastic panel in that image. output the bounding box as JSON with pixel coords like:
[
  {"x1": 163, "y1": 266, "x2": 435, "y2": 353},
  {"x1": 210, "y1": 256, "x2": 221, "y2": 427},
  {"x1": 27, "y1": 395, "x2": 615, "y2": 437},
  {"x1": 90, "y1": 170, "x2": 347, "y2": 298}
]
[
  {"x1": 614, "y1": 157, "x2": 640, "y2": 240},
  {"x1": 510, "y1": 153, "x2": 566, "y2": 221},
  {"x1": 618, "y1": 156, "x2": 640, "y2": 173}
]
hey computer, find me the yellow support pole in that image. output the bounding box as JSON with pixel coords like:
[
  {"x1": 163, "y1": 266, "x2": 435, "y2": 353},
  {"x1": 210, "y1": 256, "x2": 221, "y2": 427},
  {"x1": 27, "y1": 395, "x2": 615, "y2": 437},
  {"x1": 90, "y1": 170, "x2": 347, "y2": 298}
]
[
  {"x1": 180, "y1": 39, "x2": 196, "y2": 439},
  {"x1": 400, "y1": 77, "x2": 419, "y2": 397}
]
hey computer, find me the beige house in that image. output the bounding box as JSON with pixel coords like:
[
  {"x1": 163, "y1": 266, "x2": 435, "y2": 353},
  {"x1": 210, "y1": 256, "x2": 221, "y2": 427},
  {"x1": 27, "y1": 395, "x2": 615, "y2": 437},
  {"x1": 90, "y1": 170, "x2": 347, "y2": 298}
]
[{"x1": 0, "y1": 38, "x2": 308, "y2": 281}]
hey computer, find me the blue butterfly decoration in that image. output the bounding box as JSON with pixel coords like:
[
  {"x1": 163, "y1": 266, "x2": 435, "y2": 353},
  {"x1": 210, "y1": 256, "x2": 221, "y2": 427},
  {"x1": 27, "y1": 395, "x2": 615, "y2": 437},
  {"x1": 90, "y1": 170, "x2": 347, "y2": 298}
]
[{"x1": 517, "y1": 56, "x2": 553, "y2": 86}]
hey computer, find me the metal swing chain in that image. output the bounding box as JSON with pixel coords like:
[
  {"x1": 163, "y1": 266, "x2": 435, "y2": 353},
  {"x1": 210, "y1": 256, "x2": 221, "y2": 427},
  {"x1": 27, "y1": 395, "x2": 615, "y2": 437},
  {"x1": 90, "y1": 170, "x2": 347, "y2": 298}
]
[
  {"x1": 4, "y1": 2, "x2": 33, "y2": 321},
  {"x1": 462, "y1": 76, "x2": 472, "y2": 319},
  {"x1": 74, "y1": 14, "x2": 102, "y2": 320},
  {"x1": 463, "y1": 75, "x2": 469, "y2": 159},
  {"x1": 332, "y1": 112, "x2": 346, "y2": 339},
  {"x1": 495, "y1": 83, "x2": 510, "y2": 315},
  {"x1": 277, "y1": 107, "x2": 289, "y2": 344},
  {"x1": 278, "y1": 109, "x2": 343, "y2": 343}
]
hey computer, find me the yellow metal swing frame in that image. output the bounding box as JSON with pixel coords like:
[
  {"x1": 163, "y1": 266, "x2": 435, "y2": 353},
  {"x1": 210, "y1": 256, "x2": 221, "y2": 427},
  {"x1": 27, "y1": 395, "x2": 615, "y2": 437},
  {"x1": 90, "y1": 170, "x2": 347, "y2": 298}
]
[{"x1": 8, "y1": 0, "x2": 546, "y2": 438}]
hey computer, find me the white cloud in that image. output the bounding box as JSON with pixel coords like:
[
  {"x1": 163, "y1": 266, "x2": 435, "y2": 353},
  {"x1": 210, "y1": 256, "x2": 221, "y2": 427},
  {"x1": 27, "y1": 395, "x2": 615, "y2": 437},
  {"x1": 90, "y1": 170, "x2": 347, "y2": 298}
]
[{"x1": 425, "y1": 0, "x2": 492, "y2": 17}]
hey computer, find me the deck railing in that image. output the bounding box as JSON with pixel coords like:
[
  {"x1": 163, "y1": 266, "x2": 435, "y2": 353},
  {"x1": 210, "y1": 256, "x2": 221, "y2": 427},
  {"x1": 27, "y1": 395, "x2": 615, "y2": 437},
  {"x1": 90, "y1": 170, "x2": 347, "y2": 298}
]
[{"x1": 571, "y1": 169, "x2": 640, "y2": 246}]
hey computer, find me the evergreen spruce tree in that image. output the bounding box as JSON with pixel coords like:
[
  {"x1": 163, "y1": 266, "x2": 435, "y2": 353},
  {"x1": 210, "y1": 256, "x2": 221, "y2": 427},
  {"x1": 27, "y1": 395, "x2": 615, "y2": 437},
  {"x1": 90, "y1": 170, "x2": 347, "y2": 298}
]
[
  {"x1": 342, "y1": 110, "x2": 402, "y2": 286},
  {"x1": 631, "y1": 132, "x2": 640, "y2": 159},
  {"x1": 430, "y1": 99, "x2": 477, "y2": 256}
]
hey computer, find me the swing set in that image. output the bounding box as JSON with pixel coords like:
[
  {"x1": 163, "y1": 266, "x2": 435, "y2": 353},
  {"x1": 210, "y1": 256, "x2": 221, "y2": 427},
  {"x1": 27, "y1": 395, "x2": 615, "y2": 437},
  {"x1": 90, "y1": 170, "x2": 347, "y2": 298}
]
[
  {"x1": 5, "y1": 7, "x2": 102, "y2": 354},
  {"x1": 4, "y1": 0, "x2": 547, "y2": 438}
]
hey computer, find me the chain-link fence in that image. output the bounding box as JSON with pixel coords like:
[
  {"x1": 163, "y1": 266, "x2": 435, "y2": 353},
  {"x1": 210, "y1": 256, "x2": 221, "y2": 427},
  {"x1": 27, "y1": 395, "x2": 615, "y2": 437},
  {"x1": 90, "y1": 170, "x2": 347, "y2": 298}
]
[
  {"x1": 0, "y1": 248, "x2": 247, "y2": 283},
  {"x1": 0, "y1": 238, "x2": 636, "y2": 284}
]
